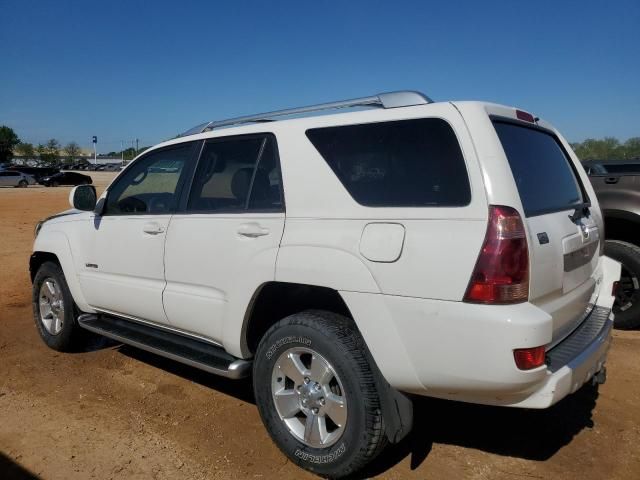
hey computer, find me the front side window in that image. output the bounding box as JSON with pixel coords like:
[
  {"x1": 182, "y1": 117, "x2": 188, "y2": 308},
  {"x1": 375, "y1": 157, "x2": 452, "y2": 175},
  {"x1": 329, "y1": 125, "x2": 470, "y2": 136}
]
[
  {"x1": 187, "y1": 135, "x2": 283, "y2": 212},
  {"x1": 105, "y1": 143, "x2": 194, "y2": 215},
  {"x1": 306, "y1": 118, "x2": 471, "y2": 207}
]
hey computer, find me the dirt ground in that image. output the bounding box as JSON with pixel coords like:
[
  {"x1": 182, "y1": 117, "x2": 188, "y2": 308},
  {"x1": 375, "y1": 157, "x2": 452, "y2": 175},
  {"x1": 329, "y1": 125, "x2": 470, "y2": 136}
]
[{"x1": 1, "y1": 173, "x2": 639, "y2": 480}]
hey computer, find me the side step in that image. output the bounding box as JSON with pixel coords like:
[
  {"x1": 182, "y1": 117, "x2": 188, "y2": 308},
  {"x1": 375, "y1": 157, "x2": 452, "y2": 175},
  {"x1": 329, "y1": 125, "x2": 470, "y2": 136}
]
[{"x1": 77, "y1": 314, "x2": 251, "y2": 379}]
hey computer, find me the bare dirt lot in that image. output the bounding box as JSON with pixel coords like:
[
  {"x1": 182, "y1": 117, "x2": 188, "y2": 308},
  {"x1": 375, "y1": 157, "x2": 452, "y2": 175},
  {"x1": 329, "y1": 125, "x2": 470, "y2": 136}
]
[{"x1": 1, "y1": 173, "x2": 639, "y2": 479}]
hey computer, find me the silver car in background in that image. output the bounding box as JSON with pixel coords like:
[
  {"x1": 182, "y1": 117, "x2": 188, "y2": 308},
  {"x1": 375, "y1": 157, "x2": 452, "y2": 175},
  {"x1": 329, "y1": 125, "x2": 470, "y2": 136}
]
[{"x1": 0, "y1": 170, "x2": 37, "y2": 187}]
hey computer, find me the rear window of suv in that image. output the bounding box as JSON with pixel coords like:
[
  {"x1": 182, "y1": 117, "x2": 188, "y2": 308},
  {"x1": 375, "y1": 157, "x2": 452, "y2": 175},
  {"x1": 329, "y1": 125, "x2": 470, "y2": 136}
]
[
  {"x1": 306, "y1": 118, "x2": 471, "y2": 207},
  {"x1": 493, "y1": 120, "x2": 584, "y2": 217}
]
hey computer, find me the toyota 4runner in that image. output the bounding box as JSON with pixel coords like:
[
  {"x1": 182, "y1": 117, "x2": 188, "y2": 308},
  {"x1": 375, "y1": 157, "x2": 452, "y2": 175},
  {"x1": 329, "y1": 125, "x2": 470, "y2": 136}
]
[{"x1": 31, "y1": 91, "x2": 620, "y2": 478}]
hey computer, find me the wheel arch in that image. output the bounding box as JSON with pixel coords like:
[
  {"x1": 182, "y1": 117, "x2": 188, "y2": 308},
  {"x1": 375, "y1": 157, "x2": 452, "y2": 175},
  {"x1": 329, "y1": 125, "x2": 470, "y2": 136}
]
[
  {"x1": 247, "y1": 290, "x2": 414, "y2": 445},
  {"x1": 602, "y1": 209, "x2": 640, "y2": 247},
  {"x1": 32, "y1": 231, "x2": 92, "y2": 312},
  {"x1": 242, "y1": 281, "x2": 352, "y2": 356}
]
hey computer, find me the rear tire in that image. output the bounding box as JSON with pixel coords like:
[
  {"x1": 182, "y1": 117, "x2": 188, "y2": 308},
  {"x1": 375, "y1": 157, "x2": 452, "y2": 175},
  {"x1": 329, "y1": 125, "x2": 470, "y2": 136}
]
[
  {"x1": 17, "y1": 180, "x2": 28, "y2": 188},
  {"x1": 32, "y1": 261, "x2": 87, "y2": 351},
  {"x1": 604, "y1": 240, "x2": 640, "y2": 329},
  {"x1": 253, "y1": 310, "x2": 387, "y2": 478}
]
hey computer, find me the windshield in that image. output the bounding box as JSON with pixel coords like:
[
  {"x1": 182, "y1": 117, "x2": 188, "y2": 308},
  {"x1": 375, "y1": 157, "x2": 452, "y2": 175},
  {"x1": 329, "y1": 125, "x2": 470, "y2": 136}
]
[{"x1": 493, "y1": 120, "x2": 584, "y2": 217}]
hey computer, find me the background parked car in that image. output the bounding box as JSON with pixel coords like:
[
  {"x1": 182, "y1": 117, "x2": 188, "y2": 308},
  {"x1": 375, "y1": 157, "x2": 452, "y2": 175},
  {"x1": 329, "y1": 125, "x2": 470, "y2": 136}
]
[
  {"x1": 8, "y1": 166, "x2": 60, "y2": 182},
  {"x1": 585, "y1": 159, "x2": 640, "y2": 329},
  {"x1": 39, "y1": 171, "x2": 93, "y2": 187},
  {"x1": 102, "y1": 163, "x2": 122, "y2": 171},
  {"x1": 0, "y1": 170, "x2": 37, "y2": 187}
]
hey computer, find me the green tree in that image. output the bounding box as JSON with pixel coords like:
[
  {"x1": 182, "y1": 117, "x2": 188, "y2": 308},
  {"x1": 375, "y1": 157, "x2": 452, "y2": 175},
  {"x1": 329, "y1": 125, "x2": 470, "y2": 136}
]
[
  {"x1": 623, "y1": 137, "x2": 640, "y2": 159},
  {"x1": 64, "y1": 141, "x2": 82, "y2": 163},
  {"x1": 0, "y1": 125, "x2": 20, "y2": 163},
  {"x1": 37, "y1": 139, "x2": 61, "y2": 166},
  {"x1": 15, "y1": 142, "x2": 35, "y2": 159},
  {"x1": 46, "y1": 138, "x2": 60, "y2": 157},
  {"x1": 572, "y1": 136, "x2": 640, "y2": 161}
]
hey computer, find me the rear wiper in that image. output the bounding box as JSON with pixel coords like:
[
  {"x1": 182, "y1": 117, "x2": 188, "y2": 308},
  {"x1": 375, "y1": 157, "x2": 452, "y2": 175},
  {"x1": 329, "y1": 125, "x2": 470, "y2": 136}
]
[{"x1": 568, "y1": 202, "x2": 591, "y2": 223}]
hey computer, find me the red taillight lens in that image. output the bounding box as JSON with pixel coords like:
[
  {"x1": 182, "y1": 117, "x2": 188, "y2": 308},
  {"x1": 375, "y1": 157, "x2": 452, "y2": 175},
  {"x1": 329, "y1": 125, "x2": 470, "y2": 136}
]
[
  {"x1": 514, "y1": 346, "x2": 546, "y2": 370},
  {"x1": 464, "y1": 205, "x2": 529, "y2": 304}
]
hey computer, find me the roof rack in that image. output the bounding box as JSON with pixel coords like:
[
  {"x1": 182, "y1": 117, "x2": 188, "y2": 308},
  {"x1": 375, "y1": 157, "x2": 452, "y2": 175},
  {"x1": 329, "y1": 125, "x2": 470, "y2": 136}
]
[{"x1": 179, "y1": 90, "x2": 432, "y2": 137}]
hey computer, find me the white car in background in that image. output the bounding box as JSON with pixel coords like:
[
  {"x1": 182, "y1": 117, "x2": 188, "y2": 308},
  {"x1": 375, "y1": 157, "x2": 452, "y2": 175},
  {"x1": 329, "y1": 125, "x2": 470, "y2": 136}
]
[
  {"x1": 30, "y1": 91, "x2": 621, "y2": 478},
  {"x1": 0, "y1": 170, "x2": 37, "y2": 187}
]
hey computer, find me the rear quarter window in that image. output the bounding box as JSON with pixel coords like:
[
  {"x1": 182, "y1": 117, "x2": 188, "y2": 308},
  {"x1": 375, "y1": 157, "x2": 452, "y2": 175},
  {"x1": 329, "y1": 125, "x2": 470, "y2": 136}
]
[
  {"x1": 493, "y1": 120, "x2": 584, "y2": 217},
  {"x1": 306, "y1": 118, "x2": 471, "y2": 207}
]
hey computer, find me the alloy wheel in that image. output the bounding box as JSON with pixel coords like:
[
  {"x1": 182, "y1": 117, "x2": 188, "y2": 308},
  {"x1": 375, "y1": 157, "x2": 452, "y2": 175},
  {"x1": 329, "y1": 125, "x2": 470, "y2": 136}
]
[
  {"x1": 38, "y1": 278, "x2": 65, "y2": 335},
  {"x1": 271, "y1": 347, "x2": 347, "y2": 448}
]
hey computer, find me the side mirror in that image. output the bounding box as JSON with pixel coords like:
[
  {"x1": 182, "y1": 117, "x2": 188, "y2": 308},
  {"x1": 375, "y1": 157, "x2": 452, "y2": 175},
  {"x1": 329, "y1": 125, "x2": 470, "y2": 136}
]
[{"x1": 69, "y1": 185, "x2": 97, "y2": 211}]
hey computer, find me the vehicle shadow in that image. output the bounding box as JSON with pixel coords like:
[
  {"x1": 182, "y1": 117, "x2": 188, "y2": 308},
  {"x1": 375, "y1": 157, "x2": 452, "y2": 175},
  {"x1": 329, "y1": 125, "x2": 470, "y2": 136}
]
[
  {"x1": 0, "y1": 452, "x2": 40, "y2": 480},
  {"x1": 113, "y1": 345, "x2": 599, "y2": 478},
  {"x1": 75, "y1": 331, "x2": 120, "y2": 353},
  {"x1": 358, "y1": 383, "x2": 599, "y2": 478},
  {"x1": 117, "y1": 345, "x2": 256, "y2": 404}
]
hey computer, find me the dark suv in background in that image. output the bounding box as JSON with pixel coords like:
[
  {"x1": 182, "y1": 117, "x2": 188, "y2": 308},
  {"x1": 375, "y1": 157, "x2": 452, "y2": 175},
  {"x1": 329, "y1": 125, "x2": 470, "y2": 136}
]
[{"x1": 584, "y1": 160, "x2": 640, "y2": 329}]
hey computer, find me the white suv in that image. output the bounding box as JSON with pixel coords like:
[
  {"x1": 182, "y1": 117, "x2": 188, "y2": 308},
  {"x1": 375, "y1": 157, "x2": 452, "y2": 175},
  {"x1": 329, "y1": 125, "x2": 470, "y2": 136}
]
[{"x1": 31, "y1": 91, "x2": 620, "y2": 478}]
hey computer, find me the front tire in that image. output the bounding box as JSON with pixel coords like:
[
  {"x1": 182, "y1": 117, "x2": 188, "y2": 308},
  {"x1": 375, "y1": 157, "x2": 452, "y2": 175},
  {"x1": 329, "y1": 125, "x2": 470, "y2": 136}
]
[
  {"x1": 17, "y1": 180, "x2": 28, "y2": 188},
  {"x1": 605, "y1": 240, "x2": 640, "y2": 329},
  {"x1": 32, "y1": 261, "x2": 86, "y2": 351},
  {"x1": 253, "y1": 311, "x2": 387, "y2": 478}
]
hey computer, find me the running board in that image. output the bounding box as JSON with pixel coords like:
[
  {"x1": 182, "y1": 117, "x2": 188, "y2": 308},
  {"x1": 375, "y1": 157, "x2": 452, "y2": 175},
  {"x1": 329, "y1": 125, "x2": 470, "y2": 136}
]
[{"x1": 77, "y1": 314, "x2": 251, "y2": 379}]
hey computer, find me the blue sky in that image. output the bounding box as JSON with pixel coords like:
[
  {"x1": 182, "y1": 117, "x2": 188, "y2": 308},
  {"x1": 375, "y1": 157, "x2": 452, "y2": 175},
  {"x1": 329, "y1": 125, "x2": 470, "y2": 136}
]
[{"x1": 2, "y1": 0, "x2": 638, "y2": 153}]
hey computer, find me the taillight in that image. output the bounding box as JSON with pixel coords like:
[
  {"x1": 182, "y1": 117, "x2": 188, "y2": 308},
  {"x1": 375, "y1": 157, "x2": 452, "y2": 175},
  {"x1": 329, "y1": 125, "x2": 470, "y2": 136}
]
[
  {"x1": 516, "y1": 109, "x2": 535, "y2": 123},
  {"x1": 464, "y1": 205, "x2": 529, "y2": 304},
  {"x1": 514, "y1": 346, "x2": 546, "y2": 370}
]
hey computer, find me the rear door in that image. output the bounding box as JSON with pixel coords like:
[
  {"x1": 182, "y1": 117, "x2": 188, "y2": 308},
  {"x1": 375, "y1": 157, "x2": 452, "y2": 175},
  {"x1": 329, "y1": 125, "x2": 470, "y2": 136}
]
[
  {"x1": 493, "y1": 120, "x2": 600, "y2": 343},
  {"x1": 163, "y1": 134, "x2": 285, "y2": 344}
]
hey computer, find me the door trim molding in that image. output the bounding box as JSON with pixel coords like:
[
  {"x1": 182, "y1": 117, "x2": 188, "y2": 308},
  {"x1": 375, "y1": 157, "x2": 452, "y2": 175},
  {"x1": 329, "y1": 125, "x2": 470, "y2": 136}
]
[{"x1": 92, "y1": 307, "x2": 224, "y2": 348}]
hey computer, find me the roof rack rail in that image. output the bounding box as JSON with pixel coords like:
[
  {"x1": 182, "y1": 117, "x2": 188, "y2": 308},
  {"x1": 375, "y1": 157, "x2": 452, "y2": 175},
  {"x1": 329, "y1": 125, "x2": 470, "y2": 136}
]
[{"x1": 179, "y1": 90, "x2": 432, "y2": 137}]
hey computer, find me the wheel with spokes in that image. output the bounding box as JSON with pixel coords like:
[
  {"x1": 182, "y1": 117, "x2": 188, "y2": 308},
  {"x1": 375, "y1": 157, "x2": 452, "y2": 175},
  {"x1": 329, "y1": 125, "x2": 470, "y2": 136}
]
[
  {"x1": 272, "y1": 346, "x2": 347, "y2": 449},
  {"x1": 254, "y1": 310, "x2": 387, "y2": 478},
  {"x1": 32, "y1": 261, "x2": 85, "y2": 351},
  {"x1": 605, "y1": 240, "x2": 640, "y2": 329}
]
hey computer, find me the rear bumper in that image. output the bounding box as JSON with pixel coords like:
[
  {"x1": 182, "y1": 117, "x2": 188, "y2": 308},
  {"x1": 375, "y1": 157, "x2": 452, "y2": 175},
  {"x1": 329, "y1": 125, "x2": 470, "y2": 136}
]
[
  {"x1": 509, "y1": 307, "x2": 612, "y2": 408},
  {"x1": 342, "y1": 256, "x2": 620, "y2": 409}
]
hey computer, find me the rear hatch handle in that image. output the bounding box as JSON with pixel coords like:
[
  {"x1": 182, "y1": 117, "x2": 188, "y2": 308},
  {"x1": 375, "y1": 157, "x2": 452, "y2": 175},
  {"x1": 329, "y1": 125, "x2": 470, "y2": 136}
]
[{"x1": 568, "y1": 202, "x2": 591, "y2": 223}]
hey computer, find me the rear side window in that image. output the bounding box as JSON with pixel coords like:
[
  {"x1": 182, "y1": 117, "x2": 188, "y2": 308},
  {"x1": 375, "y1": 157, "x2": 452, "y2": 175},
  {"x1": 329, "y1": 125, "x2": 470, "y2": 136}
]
[
  {"x1": 306, "y1": 118, "x2": 471, "y2": 207},
  {"x1": 187, "y1": 135, "x2": 283, "y2": 212},
  {"x1": 493, "y1": 121, "x2": 583, "y2": 217}
]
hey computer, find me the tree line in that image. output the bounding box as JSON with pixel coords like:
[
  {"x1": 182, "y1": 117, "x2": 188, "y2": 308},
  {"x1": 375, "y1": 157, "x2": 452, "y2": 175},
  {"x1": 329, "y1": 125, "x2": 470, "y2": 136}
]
[
  {"x1": 570, "y1": 137, "x2": 640, "y2": 162},
  {"x1": 0, "y1": 125, "x2": 142, "y2": 166},
  {"x1": 3, "y1": 124, "x2": 640, "y2": 165}
]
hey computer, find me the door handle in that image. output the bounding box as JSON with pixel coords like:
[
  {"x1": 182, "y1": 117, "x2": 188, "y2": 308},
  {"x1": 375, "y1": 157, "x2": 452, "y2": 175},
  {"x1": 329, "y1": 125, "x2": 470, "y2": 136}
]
[
  {"x1": 237, "y1": 222, "x2": 270, "y2": 238},
  {"x1": 604, "y1": 177, "x2": 619, "y2": 184},
  {"x1": 143, "y1": 222, "x2": 165, "y2": 235}
]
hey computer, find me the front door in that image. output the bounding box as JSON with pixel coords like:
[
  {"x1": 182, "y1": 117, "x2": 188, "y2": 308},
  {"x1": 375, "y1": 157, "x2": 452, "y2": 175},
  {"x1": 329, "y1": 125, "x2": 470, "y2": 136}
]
[
  {"x1": 163, "y1": 134, "x2": 285, "y2": 344},
  {"x1": 78, "y1": 142, "x2": 198, "y2": 324}
]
